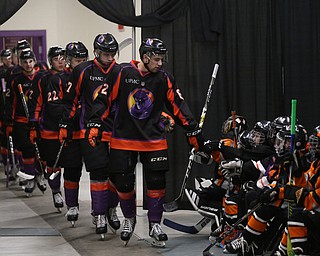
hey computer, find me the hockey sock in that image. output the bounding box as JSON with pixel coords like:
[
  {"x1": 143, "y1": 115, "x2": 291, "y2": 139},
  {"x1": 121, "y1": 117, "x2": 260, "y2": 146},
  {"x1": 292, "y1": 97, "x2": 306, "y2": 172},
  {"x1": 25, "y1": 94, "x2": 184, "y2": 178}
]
[
  {"x1": 107, "y1": 179, "x2": 119, "y2": 208},
  {"x1": 146, "y1": 189, "x2": 165, "y2": 223},
  {"x1": 117, "y1": 190, "x2": 136, "y2": 218},
  {"x1": 64, "y1": 180, "x2": 79, "y2": 207},
  {"x1": 90, "y1": 180, "x2": 108, "y2": 215},
  {"x1": 22, "y1": 157, "x2": 36, "y2": 176}
]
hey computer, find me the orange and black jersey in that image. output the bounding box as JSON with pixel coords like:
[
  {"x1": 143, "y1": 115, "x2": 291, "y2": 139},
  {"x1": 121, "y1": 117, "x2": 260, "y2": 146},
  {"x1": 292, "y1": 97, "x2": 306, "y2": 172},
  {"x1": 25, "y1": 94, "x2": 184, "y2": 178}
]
[
  {"x1": 9, "y1": 67, "x2": 47, "y2": 123},
  {"x1": 91, "y1": 60, "x2": 198, "y2": 151},
  {"x1": 62, "y1": 59, "x2": 118, "y2": 140}
]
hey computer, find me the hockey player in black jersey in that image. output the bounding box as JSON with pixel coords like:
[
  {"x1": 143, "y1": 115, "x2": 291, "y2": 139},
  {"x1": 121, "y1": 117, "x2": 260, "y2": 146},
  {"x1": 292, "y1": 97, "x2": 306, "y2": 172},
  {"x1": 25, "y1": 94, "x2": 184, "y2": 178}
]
[
  {"x1": 87, "y1": 38, "x2": 204, "y2": 246},
  {"x1": 8, "y1": 49, "x2": 47, "y2": 196},
  {"x1": 59, "y1": 35, "x2": 121, "y2": 237}
]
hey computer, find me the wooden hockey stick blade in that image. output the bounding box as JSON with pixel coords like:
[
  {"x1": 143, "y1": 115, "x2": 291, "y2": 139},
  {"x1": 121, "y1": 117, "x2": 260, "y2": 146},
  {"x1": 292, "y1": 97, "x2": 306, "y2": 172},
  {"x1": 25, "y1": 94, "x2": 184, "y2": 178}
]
[{"x1": 163, "y1": 217, "x2": 211, "y2": 234}]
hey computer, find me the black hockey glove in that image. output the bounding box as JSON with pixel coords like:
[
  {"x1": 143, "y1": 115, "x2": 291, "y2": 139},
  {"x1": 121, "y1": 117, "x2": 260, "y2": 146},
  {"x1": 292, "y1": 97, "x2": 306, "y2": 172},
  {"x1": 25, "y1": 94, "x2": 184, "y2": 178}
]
[
  {"x1": 283, "y1": 185, "x2": 308, "y2": 207},
  {"x1": 86, "y1": 120, "x2": 102, "y2": 147},
  {"x1": 58, "y1": 119, "x2": 73, "y2": 146},
  {"x1": 203, "y1": 140, "x2": 223, "y2": 154},
  {"x1": 186, "y1": 127, "x2": 205, "y2": 151},
  {"x1": 193, "y1": 151, "x2": 213, "y2": 165},
  {"x1": 29, "y1": 121, "x2": 41, "y2": 144},
  {"x1": 259, "y1": 185, "x2": 279, "y2": 204}
]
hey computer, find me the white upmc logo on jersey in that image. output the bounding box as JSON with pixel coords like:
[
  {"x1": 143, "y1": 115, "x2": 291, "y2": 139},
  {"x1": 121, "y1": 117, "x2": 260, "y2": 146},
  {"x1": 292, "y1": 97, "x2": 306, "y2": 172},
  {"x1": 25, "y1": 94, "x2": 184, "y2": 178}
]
[
  {"x1": 151, "y1": 157, "x2": 168, "y2": 162},
  {"x1": 125, "y1": 78, "x2": 140, "y2": 85},
  {"x1": 89, "y1": 76, "x2": 104, "y2": 81}
]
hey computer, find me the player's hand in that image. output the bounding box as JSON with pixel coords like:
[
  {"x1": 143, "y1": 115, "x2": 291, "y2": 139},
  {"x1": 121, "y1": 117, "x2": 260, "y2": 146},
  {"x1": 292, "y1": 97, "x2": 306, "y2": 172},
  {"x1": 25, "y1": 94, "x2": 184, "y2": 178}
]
[
  {"x1": 186, "y1": 128, "x2": 204, "y2": 151},
  {"x1": 86, "y1": 121, "x2": 102, "y2": 147}
]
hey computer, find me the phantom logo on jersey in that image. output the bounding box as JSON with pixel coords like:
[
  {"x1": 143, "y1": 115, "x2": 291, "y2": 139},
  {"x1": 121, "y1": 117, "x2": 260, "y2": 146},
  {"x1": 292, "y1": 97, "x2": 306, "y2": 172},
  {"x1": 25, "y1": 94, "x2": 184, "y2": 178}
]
[{"x1": 127, "y1": 88, "x2": 154, "y2": 119}]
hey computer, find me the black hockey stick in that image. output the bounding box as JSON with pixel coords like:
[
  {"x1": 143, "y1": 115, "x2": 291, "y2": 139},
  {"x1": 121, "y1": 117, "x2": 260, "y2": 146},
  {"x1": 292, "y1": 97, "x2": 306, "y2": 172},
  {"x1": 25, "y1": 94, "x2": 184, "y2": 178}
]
[
  {"x1": 49, "y1": 139, "x2": 65, "y2": 180},
  {"x1": 202, "y1": 202, "x2": 262, "y2": 256},
  {"x1": 163, "y1": 63, "x2": 219, "y2": 212},
  {"x1": 8, "y1": 136, "x2": 19, "y2": 177},
  {"x1": 163, "y1": 216, "x2": 211, "y2": 234}
]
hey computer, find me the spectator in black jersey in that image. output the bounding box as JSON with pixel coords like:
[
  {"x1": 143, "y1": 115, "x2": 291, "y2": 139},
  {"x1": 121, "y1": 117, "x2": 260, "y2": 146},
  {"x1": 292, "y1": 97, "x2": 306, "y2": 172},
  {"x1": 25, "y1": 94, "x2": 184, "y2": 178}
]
[{"x1": 86, "y1": 38, "x2": 204, "y2": 246}]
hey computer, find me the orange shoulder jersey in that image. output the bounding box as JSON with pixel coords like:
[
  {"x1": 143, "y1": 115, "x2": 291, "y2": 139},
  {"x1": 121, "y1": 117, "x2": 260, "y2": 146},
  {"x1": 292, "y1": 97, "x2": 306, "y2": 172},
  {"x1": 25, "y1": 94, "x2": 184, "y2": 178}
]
[
  {"x1": 91, "y1": 60, "x2": 198, "y2": 151},
  {"x1": 9, "y1": 67, "x2": 48, "y2": 123},
  {"x1": 62, "y1": 59, "x2": 119, "y2": 141}
]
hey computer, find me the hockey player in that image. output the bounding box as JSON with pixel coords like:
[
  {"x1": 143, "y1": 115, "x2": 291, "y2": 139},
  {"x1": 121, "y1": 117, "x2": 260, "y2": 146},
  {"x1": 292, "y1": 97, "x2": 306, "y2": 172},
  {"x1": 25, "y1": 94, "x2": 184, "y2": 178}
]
[
  {"x1": 50, "y1": 41, "x2": 88, "y2": 226},
  {"x1": 35, "y1": 46, "x2": 66, "y2": 211},
  {"x1": 272, "y1": 125, "x2": 320, "y2": 256},
  {"x1": 8, "y1": 48, "x2": 47, "y2": 196},
  {"x1": 225, "y1": 124, "x2": 309, "y2": 255},
  {"x1": 59, "y1": 36, "x2": 121, "y2": 236},
  {"x1": 86, "y1": 38, "x2": 204, "y2": 246}
]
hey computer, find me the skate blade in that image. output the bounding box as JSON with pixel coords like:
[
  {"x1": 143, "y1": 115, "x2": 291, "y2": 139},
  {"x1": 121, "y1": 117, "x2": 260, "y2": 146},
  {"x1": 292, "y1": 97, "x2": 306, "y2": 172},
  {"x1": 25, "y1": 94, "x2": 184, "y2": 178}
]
[
  {"x1": 17, "y1": 171, "x2": 34, "y2": 180},
  {"x1": 26, "y1": 193, "x2": 33, "y2": 198},
  {"x1": 151, "y1": 240, "x2": 166, "y2": 248},
  {"x1": 98, "y1": 233, "x2": 106, "y2": 240},
  {"x1": 56, "y1": 208, "x2": 62, "y2": 213},
  {"x1": 70, "y1": 221, "x2": 76, "y2": 227}
]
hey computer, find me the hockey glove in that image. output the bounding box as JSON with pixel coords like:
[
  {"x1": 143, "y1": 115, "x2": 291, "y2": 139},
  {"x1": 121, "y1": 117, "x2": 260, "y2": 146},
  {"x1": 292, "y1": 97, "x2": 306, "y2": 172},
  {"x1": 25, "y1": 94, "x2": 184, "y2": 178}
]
[
  {"x1": 242, "y1": 181, "x2": 257, "y2": 192},
  {"x1": 283, "y1": 185, "x2": 308, "y2": 207},
  {"x1": 186, "y1": 128, "x2": 205, "y2": 151},
  {"x1": 58, "y1": 120, "x2": 73, "y2": 145},
  {"x1": 86, "y1": 121, "x2": 102, "y2": 147},
  {"x1": 5, "y1": 123, "x2": 13, "y2": 137},
  {"x1": 29, "y1": 121, "x2": 40, "y2": 144},
  {"x1": 221, "y1": 158, "x2": 243, "y2": 169},
  {"x1": 160, "y1": 112, "x2": 175, "y2": 133},
  {"x1": 193, "y1": 151, "x2": 213, "y2": 165},
  {"x1": 259, "y1": 185, "x2": 279, "y2": 204},
  {"x1": 203, "y1": 140, "x2": 224, "y2": 154}
]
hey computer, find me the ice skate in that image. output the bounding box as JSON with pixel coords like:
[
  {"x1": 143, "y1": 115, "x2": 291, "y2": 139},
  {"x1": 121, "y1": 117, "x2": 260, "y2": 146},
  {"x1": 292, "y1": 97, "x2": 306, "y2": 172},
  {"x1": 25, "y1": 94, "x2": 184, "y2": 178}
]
[
  {"x1": 95, "y1": 214, "x2": 107, "y2": 239},
  {"x1": 52, "y1": 192, "x2": 64, "y2": 213},
  {"x1": 66, "y1": 206, "x2": 79, "y2": 227},
  {"x1": 24, "y1": 179, "x2": 35, "y2": 197},
  {"x1": 36, "y1": 174, "x2": 47, "y2": 193},
  {"x1": 107, "y1": 207, "x2": 120, "y2": 234},
  {"x1": 19, "y1": 176, "x2": 28, "y2": 187},
  {"x1": 121, "y1": 217, "x2": 136, "y2": 246},
  {"x1": 149, "y1": 222, "x2": 168, "y2": 248}
]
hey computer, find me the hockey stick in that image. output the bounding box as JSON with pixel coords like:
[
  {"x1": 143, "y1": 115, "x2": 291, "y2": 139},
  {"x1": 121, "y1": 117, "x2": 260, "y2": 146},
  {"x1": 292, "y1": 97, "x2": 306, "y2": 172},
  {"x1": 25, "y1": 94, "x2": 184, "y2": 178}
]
[
  {"x1": 163, "y1": 216, "x2": 211, "y2": 234},
  {"x1": 163, "y1": 64, "x2": 219, "y2": 212},
  {"x1": 8, "y1": 135, "x2": 19, "y2": 177},
  {"x1": 49, "y1": 140, "x2": 65, "y2": 180},
  {"x1": 17, "y1": 84, "x2": 45, "y2": 178},
  {"x1": 1, "y1": 78, "x2": 6, "y2": 105},
  {"x1": 287, "y1": 99, "x2": 297, "y2": 256},
  {"x1": 202, "y1": 202, "x2": 262, "y2": 256}
]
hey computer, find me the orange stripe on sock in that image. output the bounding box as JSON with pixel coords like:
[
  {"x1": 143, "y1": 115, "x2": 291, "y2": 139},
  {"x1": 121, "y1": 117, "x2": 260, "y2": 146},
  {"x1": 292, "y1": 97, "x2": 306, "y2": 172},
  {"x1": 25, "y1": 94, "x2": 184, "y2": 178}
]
[
  {"x1": 64, "y1": 180, "x2": 79, "y2": 189},
  {"x1": 117, "y1": 190, "x2": 135, "y2": 200},
  {"x1": 146, "y1": 189, "x2": 165, "y2": 198},
  {"x1": 90, "y1": 181, "x2": 108, "y2": 191},
  {"x1": 107, "y1": 179, "x2": 117, "y2": 193}
]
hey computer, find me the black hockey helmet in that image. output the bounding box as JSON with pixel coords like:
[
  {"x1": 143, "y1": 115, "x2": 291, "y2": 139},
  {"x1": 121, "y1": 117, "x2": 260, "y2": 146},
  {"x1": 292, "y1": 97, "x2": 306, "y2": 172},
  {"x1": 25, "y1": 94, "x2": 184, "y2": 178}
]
[
  {"x1": 16, "y1": 39, "x2": 31, "y2": 51},
  {"x1": 249, "y1": 120, "x2": 275, "y2": 147},
  {"x1": 65, "y1": 41, "x2": 88, "y2": 59},
  {"x1": 274, "y1": 124, "x2": 308, "y2": 157},
  {"x1": 271, "y1": 116, "x2": 300, "y2": 133},
  {"x1": 93, "y1": 33, "x2": 118, "y2": 53},
  {"x1": 0, "y1": 49, "x2": 12, "y2": 58},
  {"x1": 48, "y1": 46, "x2": 65, "y2": 62},
  {"x1": 238, "y1": 130, "x2": 252, "y2": 149},
  {"x1": 221, "y1": 115, "x2": 248, "y2": 135},
  {"x1": 139, "y1": 38, "x2": 168, "y2": 61},
  {"x1": 19, "y1": 48, "x2": 36, "y2": 60}
]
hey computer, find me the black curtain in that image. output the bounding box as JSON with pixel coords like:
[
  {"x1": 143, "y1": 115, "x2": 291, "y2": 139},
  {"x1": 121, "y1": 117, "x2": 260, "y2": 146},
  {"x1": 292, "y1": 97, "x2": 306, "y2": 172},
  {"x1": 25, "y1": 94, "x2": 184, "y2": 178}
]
[
  {"x1": 3, "y1": 0, "x2": 319, "y2": 208},
  {"x1": 0, "y1": 0, "x2": 27, "y2": 25}
]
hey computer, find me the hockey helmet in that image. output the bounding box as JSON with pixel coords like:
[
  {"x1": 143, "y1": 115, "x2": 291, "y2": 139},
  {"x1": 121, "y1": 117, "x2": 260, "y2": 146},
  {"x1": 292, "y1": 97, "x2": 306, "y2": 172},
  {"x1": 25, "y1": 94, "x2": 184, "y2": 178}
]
[
  {"x1": 274, "y1": 124, "x2": 308, "y2": 157},
  {"x1": 308, "y1": 125, "x2": 320, "y2": 161},
  {"x1": 0, "y1": 49, "x2": 12, "y2": 58},
  {"x1": 221, "y1": 115, "x2": 248, "y2": 135},
  {"x1": 65, "y1": 41, "x2": 88, "y2": 59},
  {"x1": 93, "y1": 33, "x2": 118, "y2": 53},
  {"x1": 48, "y1": 46, "x2": 65, "y2": 63},
  {"x1": 249, "y1": 120, "x2": 274, "y2": 147},
  {"x1": 139, "y1": 38, "x2": 168, "y2": 62},
  {"x1": 19, "y1": 48, "x2": 36, "y2": 60},
  {"x1": 238, "y1": 130, "x2": 252, "y2": 149},
  {"x1": 16, "y1": 39, "x2": 31, "y2": 51}
]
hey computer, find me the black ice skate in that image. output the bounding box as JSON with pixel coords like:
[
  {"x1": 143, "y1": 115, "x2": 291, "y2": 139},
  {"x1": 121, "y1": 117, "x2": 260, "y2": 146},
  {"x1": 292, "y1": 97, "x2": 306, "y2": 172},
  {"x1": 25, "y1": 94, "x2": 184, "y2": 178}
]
[
  {"x1": 107, "y1": 207, "x2": 120, "y2": 233},
  {"x1": 149, "y1": 222, "x2": 168, "y2": 248},
  {"x1": 52, "y1": 192, "x2": 64, "y2": 213},
  {"x1": 24, "y1": 179, "x2": 35, "y2": 197},
  {"x1": 121, "y1": 217, "x2": 136, "y2": 246},
  {"x1": 66, "y1": 206, "x2": 79, "y2": 227},
  {"x1": 36, "y1": 174, "x2": 47, "y2": 193},
  {"x1": 95, "y1": 215, "x2": 107, "y2": 239}
]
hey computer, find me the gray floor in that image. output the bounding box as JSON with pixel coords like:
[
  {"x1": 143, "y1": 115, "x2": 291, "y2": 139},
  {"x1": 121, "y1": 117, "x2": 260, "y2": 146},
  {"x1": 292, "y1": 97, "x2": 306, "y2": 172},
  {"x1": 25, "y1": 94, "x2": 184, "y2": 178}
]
[{"x1": 0, "y1": 166, "x2": 226, "y2": 256}]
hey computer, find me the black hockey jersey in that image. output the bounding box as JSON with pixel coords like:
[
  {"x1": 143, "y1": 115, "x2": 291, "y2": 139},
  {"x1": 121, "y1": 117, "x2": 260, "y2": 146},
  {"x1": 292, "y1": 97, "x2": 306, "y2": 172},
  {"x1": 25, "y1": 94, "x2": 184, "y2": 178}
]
[{"x1": 91, "y1": 60, "x2": 198, "y2": 151}]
